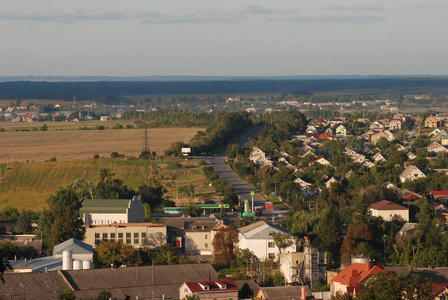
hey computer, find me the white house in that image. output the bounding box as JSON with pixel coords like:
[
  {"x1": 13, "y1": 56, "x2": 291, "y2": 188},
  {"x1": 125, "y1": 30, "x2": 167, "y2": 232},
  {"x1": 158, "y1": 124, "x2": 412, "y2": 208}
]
[
  {"x1": 238, "y1": 221, "x2": 296, "y2": 261},
  {"x1": 79, "y1": 196, "x2": 145, "y2": 226},
  {"x1": 369, "y1": 200, "x2": 409, "y2": 222},
  {"x1": 399, "y1": 166, "x2": 426, "y2": 183},
  {"x1": 427, "y1": 142, "x2": 448, "y2": 154}
]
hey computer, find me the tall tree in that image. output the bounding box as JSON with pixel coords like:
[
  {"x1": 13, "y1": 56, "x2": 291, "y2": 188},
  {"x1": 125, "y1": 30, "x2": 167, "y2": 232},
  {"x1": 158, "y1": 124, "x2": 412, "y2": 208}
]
[
  {"x1": 17, "y1": 210, "x2": 32, "y2": 234},
  {"x1": 212, "y1": 226, "x2": 239, "y2": 268},
  {"x1": 93, "y1": 241, "x2": 141, "y2": 268}
]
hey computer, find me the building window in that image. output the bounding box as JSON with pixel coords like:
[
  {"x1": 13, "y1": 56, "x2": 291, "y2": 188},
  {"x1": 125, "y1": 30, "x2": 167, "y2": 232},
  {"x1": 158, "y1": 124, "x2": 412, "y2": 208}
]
[
  {"x1": 205, "y1": 243, "x2": 208, "y2": 248},
  {"x1": 110, "y1": 233, "x2": 116, "y2": 240},
  {"x1": 118, "y1": 233, "x2": 123, "y2": 239},
  {"x1": 134, "y1": 239, "x2": 139, "y2": 244},
  {"x1": 134, "y1": 233, "x2": 139, "y2": 238},
  {"x1": 102, "y1": 233, "x2": 108, "y2": 241},
  {"x1": 268, "y1": 242, "x2": 275, "y2": 248},
  {"x1": 95, "y1": 233, "x2": 100, "y2": 239},
  {"x1": 268, "y1": 253, "x2": 275, "y2": 259},
  {"x1": 205, "y1": 234, "x2": 208, "y2": 240},
  {"x1": 126, "y1": 233, "x2": 131, "y2": 244}
]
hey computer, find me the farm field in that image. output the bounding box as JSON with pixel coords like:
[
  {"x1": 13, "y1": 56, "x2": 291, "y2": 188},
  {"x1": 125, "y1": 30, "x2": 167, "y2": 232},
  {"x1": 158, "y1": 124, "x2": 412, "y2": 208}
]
[
  {"x1": 0, "y1": 125, "x2": 203, "y2": 163},
  {"x1": 0, "y1": 158, "x2": 216, "y2": 211}
]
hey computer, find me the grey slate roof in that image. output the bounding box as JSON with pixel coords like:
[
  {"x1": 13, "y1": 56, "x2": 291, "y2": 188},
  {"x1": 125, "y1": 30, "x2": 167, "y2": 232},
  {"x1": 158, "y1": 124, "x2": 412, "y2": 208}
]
[
  {"x1": 411, "y1": 267, "x2": 448, "y2": 283},
  {"x1": 2, "y1": 263, "x2": 219, "y2": 300},
  {"x1": 259, "y1": 286, "x2": 312, "y2": 300},
  {"x1": 239, "y1": 220, "x2": 291, "y2": 239},
  {"x1": 1, "y1": 271, "x2": 70, "y2": 299},
  {"x1": 63, "y1": 263, "x2": 218, "y2": 299},
  {"x1": 53, "y1": 238, "x2": 93, "y2": 255}
]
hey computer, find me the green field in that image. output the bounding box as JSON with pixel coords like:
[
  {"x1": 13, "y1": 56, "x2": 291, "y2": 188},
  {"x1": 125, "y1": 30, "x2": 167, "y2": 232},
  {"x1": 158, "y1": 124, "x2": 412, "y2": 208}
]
[{"x1": 0, "y1": 158, "x2": 215, "y2": 211}]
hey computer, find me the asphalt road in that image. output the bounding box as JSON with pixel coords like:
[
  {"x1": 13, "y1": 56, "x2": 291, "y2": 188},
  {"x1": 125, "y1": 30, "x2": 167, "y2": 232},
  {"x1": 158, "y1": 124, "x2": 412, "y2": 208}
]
[{"x1": 207, "y1": 126, "x2": 289, "y2": 220}]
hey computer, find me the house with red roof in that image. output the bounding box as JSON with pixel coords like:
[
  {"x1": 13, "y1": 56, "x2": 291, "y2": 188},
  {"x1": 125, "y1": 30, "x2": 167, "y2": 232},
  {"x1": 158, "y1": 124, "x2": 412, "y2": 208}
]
[
  {"x1": 431, "y1": 191, "x2": 448, "y2": 199},
  {"x1": 368, "y1": 200, "x2": 409, "y2": 222},
  {"x1": 330, "y1": 262, "x2": 385, "y2": 297},
  {"x1": 401, "y1": 192, "x2": 421, "y2": 201},
  {"x1": 317, "y1": 132, "x2": 335, "y2": 141},
  {"x1": 179, "y1": 280, "x2": 239, "y2": 299}
]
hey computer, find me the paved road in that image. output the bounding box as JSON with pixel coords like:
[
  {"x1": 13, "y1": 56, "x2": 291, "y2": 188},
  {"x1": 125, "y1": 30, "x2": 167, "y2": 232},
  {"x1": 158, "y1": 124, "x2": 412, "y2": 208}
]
[{"x1": 207, "y1": 126, "x2": 289, "y2": 220}]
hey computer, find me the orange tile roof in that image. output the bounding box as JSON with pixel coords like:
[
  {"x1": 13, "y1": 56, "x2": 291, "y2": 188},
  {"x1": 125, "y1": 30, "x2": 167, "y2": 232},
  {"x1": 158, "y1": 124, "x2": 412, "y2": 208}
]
[{"x1": 331, "y1": 262, "x2": 385, "y2": 288}]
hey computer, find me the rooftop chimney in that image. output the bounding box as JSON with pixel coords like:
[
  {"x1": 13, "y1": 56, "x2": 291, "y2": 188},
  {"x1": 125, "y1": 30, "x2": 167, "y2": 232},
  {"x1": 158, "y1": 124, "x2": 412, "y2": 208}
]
[
  {"x1": 301, "y1": 286, "x2": 306, "y2": 300},
  {"x1": 365, "y1": 262, "x2": 370, "y2": 272}
]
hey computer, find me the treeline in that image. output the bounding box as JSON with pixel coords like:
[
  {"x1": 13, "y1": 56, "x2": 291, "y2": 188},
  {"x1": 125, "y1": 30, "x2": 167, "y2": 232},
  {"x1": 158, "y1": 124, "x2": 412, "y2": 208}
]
[
  {"x1": 202, "y1": 165, "x2": 238, "y2": 206},
  {"x1": 165, "y1": 111, "x2": 253, "y2": 155},
  {"x1": 122, "y1": 109, "x2": 214, "y2": 127},
  {"x1": 2, "y1": 78, "x2": 448, "y2": 99}
]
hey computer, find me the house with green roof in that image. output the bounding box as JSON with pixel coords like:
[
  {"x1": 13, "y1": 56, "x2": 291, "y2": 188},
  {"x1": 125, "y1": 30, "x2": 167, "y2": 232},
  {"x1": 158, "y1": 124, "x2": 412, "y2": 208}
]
[{"x1": 80, "y1": 196, "x2": 144, "y2": 226}]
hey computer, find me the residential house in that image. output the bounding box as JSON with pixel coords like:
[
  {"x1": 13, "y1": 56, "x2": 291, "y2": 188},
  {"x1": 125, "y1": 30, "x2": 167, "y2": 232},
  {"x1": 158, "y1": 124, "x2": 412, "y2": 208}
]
[
  {"x1": 335, "y1": 125, "x2": 347, "y2": 137},
  {"x1": 368, "y1": 200, "x2": 409, "y2": 222},
  {"x1": 330, "y1": 262, "x2": 385, "y2": 297},
  {"x1": 256, "y1": 286, "x2": 314, "y2": 300},
  {"x1": 99, "y1": 116, "x2": 111, "y2": 121},
  {"x1": 372, "y1": 152, "x2": 387, "y2": 164},
  {"x1": 427, "y1": 142, "x2": 448, "y2": 154},
  {"x1": 388, "y1": 119, "x2": 402, "y2": 131},
  {"x1": 179, "y1": 280, "x2": 239, "y2": 300},
  {"x1": 325, "y1": 127, "x2": 334, "y2": 136},
  {"x1": 329, "y1": 118, "x2": 344, "y2": 125},
  {"x1": 399, "y1": 165, "x2": 426, "y2": 183},
  {"x1": 430, "y1": 191, "x2": 448, "y2": 200},
  {"x1": 238, "y1": 221, "x2": 296, "y2": 261},
  {"x1": 309, "y1": 156, "x2": 331, "y2": 166},
  {"x1": 317, "y1": 132, "x2": 335, "y2": 141},
  {"x1": 79, "y1": 196, "x2": 145, "y2": 226},
  {"x1": 154, "y1": 216, "x2": 222, "y2": 253},
  {"x1": 425, "y1": 116, "x2": 441, "y2": 128},
  {"x1": 407, "y1": 152, "x2": 417, "y2": 160},
  {"x1": 430, "y1": 128, "x2": 444, "y2": 137},
  {"x1": 411, "y1": 267, "x2": 448, "y2": 300},
  {"x1": 185, "y1": 220, "x2": 222, "y2": 255},
  {"x1": 250, "y1": 147, "x2": 268, "y2": 163},
  {"x1": 325, "y1": 177, "x2": 338, "y2": 189},
  {"x1": 84, "y1": 222, "x2": 166, "y2": 249},
  {"x1": 369, "y1": 121, "x2": 384, "y2": 130},
  {"x1": 442, "y1": 136, "x2": 448, "y2": 146}
]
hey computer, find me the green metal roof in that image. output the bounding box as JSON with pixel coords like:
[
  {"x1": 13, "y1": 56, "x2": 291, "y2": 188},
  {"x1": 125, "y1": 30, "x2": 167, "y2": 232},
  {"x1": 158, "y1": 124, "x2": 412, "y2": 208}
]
[{"x1": 79, "y1": 199, "x2": 130, "y2": 215}]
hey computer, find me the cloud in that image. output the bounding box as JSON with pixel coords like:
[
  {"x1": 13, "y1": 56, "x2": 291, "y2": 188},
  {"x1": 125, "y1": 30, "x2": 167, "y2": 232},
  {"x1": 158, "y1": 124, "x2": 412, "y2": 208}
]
[
  {"x1": 0, "y1": 8, "x2": 242, "y2": 24},
  {"x1": 0, "y1": 8, "x2": 161, "y2": 23},
  {"x1": 234, "y1": 5, "x2": 275, "y2": 14},
  {"x1": 280, "y1": 15, "x2": 386, "y2": 23},
  {"x1": 327, "y1": 5, "x2": 385, "y2": 12}
]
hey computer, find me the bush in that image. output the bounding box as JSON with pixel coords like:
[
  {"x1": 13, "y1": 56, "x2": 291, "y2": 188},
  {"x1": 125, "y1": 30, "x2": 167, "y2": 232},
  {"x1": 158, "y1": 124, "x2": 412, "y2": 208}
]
[
  {"x1": 111, "y1": 152, "x2": 120, "y2": 158},
  {"x1": 40, "y1": 124, "x2": 48, "y2": 131},
  {"x1": 166, "y1": 161, "x2": 182, "y2": 170},
  {"x1": 93, "y1": 154, "x2": 100, "y2": 159},
  {"x1": 197, "y1": 159, "x2": 207, "y2": 166},
  {"x1": 49, "y1": 157, "x2": 57, "y2": 162},
  {"x1": 96, "y1": 125, "x2": 105, "y2": 130}
]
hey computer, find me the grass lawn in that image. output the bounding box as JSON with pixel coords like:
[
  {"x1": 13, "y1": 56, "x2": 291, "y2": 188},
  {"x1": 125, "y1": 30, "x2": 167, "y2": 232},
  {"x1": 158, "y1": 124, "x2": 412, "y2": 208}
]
[{"x1": 0, "y1": 158, "x2": 216, "y2": 211}]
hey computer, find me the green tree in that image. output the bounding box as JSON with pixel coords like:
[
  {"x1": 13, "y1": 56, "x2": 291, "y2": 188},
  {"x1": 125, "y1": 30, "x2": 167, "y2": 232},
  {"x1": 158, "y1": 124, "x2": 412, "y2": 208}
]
[
  {"x1": 212, "y1": 226, "x2": 239, "y2": 268},
  {"x1": 17, "y1": 209, "x2": 32, "y2": 234},
  {"x1": 96, "y1": 290, "x2": 112, "y2": 300},
  {"x1": 154, "y1": 243, "x2": 177, "y2": 265},
  {"x1": 0, "y1": 256, "x2": 12, "y2": 283},
  {"x1": 316, "y1": 206, "x2": 343, "y2": 265},
  {"x1": 93, "y1": 241, "x2": 141, "y2": 268},
  {"x1": 271, "y1": 232, "x2": 294, "y2": 254},
  {"x1": 273, "y1": 271, "x2": 284, "y2": 286},
  {"x1": 58, "y1": 289, "x2": 76, "y2": 300}
]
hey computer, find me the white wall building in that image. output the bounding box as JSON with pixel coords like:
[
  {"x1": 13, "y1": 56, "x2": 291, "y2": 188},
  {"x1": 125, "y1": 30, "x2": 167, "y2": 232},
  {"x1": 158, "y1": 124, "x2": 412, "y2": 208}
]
[
  {"x1": 80, "y1": 196, "x2": 145, "y2": 226},
  {"x1": 368, "y1": 200, "x2": 409, "y2": 222},
  {"x1": 238, "y1": 221, "x2": 296, "y2": 261}
]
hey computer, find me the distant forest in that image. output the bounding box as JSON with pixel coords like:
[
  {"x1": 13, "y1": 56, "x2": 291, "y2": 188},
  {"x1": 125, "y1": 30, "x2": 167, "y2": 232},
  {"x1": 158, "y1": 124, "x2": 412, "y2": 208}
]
[{"x1": 1, "y1": 77, "x2": 448, "y2": 100}]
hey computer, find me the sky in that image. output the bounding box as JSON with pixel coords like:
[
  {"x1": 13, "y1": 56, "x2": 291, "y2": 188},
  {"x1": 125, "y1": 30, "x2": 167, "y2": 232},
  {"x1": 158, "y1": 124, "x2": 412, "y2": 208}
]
[{"x1": 0, "y1": 0, "x2": 447, "y2": 77}]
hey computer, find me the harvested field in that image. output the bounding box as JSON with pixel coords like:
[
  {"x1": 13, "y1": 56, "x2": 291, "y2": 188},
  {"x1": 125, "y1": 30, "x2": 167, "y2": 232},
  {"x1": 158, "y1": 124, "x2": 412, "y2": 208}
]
[{"x1": 0, "y1": 127, "x2": 203, "y2": 163}]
